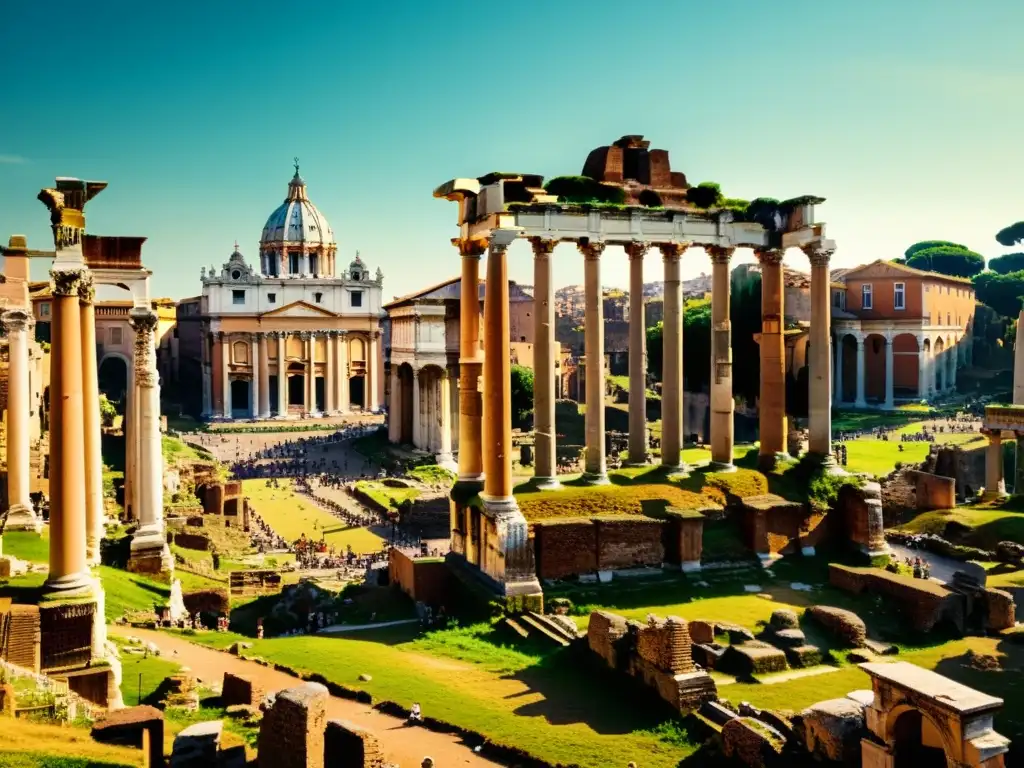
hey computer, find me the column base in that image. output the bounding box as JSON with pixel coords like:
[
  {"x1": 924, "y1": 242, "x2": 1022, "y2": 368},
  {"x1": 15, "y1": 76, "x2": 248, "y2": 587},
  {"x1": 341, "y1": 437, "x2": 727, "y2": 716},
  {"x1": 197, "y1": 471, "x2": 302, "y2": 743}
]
[
  {"x1": 681, "y1": 560, "x2": 702, "y2": 573},
  {"x1": 757, "y1": 452, "x2": 789, "y2": 471},
  {"x1": 623, "y1": 455, "x2": 650, "y2": 468},
  {"x1": 531, "y1": 475, "x2": 562, "y2": 491},
  {"x1": 258, "y1": 411, "x2": 272, "y2": 419},
  {"x1": 450, "y1": 477, "x2": 484, "y2": 505},
  {"x1": 4, "y1": 503, "x2": 41, "y2": 532},
  {"x1": 128, "y1": 534, "x2": 173, "y2": 578},
  {"x1": 660, "y1": 462, "x2": 690, "y2": 476},
  {"x1": 757, "y1": 552, "x2": 782, "y2": 569},
  {"x1": 582, "y1": 472, "x2": 610, "y2": 486},
  {"x1": 982, "y1": 489, "x2": 1009, "y2": 502},
  {"x1": 44, "y1": 571, "x2": 95, "y2": 597},
  {"x1": 853, "y1": 400, "x2": 868, "y2": 409},
  {"x1": 708, "y1": 461, "x2": 736, "y2": 473}
]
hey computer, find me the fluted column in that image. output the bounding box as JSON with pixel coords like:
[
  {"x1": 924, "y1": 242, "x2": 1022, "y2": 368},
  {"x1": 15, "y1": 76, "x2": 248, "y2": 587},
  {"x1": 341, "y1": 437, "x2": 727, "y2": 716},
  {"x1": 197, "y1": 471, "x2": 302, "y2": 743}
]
[
  {"x1": 303, "y1": 332, "x2": 312, "y2": 415},
  {"x1": 455, "y1": 238, "x2": 485, "y2": 489},
  {"x1": 581, "y1": 240, "x2": 609, "y2": 484},
  {"x1": 854, "y1": 335, "x2": 867, "y2": 407},
  {"x1": 325, "y1": 331, "x2": 336, "y2": 414},
  {"x1": 438, "y1": 369, "x2": 453, "y2": 464},
  {"x1": 531, "y1": 236, "x2": 559, "y2": 489},
  {"x1": 220, "y1": 332, "x2": 231, "y2": 418},
  {"x1": 708, "y1": 245, "x2": 735, "y2": 470},
  {"x1": 659, "y1": 242, "x2": 688, "y2": 471},
  {"x1": 201, "y1": 331, "x2": 212, "y2": 418},
  {"x1": 625, "y1": 241, "x2": 649, "y2": 465},
  {"x1": 46, "y1": 269, "x2": 91, "y2": 594},
  {"x1": 258, "y1": 332, "x2": 271, "y2": 418},
  {"x1": 276, "y1": 332, "x2": 287, "y2": 417},
  {"x1": 918, "y1": 336, "x2": 929, "y2": 399},
  {"x1": 125, "y1": 352, "x2": 137, "y2": 519},
  {"x1": 984, "y1": 430, "x2": 1006, "y2": 500},
  {"x1": 2, "y1": 309, "x2": 39, "y2": 531},
  {"x1": 250, "y1": 334, "x2": 259, "y2": 418},
  {"x1": 482, "y1": 230, "x2": 517, "y2": 501},
  {"x1": 389, "y1": 366, "x2": 401, "y2": 443},
  {"x1": 80, "y1": 286, "x2": 104, "y2": 563},
  {"x1": 368, "y1": 331, "x2": 380, "y2": 411},
  {"x1": 884, "y1": 333, "x2": 895, "y2": 409},
  {"x1": 804, "y1": 243, "x2": 834, "y2": 458},
  {"x1": 412, "y1": 369, "x2": 422, "y2": 449},
  {"x1": 127, "y1": 308, "x2": 172, "y2": 575},
  {"x1": 754, "y1": 248, "x2": 786, "y2": 467},
  {"x1": 338, "y1": 331, "x2": 350, "y2": 411}
]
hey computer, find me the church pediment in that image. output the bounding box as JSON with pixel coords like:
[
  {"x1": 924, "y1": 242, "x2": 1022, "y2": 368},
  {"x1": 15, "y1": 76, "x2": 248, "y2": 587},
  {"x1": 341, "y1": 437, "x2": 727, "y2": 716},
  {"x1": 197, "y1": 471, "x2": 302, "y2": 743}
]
[
  {"x1": 261, "y1": 300, "x2": 335, "y2": 318},
  {"x1": 844, "y1": 261, "x2": 921, "y2": 281}
]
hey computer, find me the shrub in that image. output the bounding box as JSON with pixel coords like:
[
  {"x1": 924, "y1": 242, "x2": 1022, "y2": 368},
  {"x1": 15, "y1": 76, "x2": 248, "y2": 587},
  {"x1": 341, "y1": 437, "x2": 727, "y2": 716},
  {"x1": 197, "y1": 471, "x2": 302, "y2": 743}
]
[
  {"x1": 544, "y1": 175, "x2": 626, "y2": 204},
  {"x1": 988, "y1": 253, "x2": 1024, "y2": 275},
  {"x1": 746, "y1": 198, "x2": 783, "y2": 231},
  {"x1": 704, "y1": 469, "x2": 768, "y2": 501},
  {"x1": 686, "y1": 181, "x2": 723, "y2": 209},
  {"x1": 637, "y1": 189, "x2": 662, "y2": 207}
]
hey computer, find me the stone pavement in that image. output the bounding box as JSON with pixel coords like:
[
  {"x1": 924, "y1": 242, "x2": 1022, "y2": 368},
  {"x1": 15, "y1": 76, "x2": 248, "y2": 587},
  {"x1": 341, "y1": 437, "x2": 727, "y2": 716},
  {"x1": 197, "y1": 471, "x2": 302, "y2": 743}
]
[{"x1": 111, "y1": 626, "x2": 499, "y2": 767}]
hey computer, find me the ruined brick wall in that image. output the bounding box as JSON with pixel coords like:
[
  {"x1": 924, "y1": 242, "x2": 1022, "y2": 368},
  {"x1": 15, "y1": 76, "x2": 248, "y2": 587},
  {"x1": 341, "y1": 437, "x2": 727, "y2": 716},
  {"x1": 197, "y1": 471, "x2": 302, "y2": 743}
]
[
  {"x1": 984, "y1": 588, "x2": 1016, "y2": 631},
  {"x1": 915, "y1": 472, "x2": 956, "y2": 510},
  {"x1": 4, "y1": 605, "x2": 40, "y2": 672},
  {"x1": 596, "y1": 518, "x2": 664, "y2": 570},
  {"x1": 258, "y1": 683, "x2": 328, "y2": 768},
  {"x1": 323, "y1": 719, "x2": 384, "y2": 768},
  {"x1": 829, "y1": 565, "x2": 962, "y2": 632},
  {"x1": 202, "y1": 483, "x2": 225, "y2": 515},
  {"x1": 224, "y1": 481, "x2": 242, "y2": 497},
  {"x1": 222, "y1": 672, "x2": 263, "y2": 707},
  {"x1": 534, "y1": 520, "x2": 598, "y2": 579},
  {"x1": 172, "y1": 532, "x2": 210, "y2": 551},
  {"x1": 839, "y1": 482, "x2": 886, "y2": 553},
  {"x1": 587, "y1": 611, "x2": 628, "y2": 669},
  {"x1": 182, "y1": 589, "x2": 229, "y2": 617},
  {"x1": 634, "y1": 616, "x2": 694, "y2": 674},
  {"x1": 388, "y1": 549, "x2": 449, "y2": 606},
  {"x1": 880, "y1": 466, "x2": 917, "y2": 525}
]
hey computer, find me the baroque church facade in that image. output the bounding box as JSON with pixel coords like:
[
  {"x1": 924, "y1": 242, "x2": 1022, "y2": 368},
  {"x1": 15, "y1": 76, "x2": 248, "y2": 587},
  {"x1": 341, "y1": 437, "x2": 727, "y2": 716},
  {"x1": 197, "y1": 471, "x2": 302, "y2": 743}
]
[{"x1": 187, "y1": 163, "x2": 385, "y2": 420}]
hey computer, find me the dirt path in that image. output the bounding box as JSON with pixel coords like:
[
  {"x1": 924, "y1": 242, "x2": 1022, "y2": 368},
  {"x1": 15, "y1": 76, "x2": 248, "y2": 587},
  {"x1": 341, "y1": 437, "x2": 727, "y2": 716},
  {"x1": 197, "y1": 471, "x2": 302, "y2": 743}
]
[{"x1": 112, "y1": 626, "x2": 501, "y2": 767}]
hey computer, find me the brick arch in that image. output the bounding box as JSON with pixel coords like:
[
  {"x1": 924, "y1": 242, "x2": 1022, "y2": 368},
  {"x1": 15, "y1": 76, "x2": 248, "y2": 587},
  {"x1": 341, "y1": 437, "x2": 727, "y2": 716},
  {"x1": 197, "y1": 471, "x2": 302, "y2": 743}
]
[{"x1": 884, "y1": 704, "x2": 955, "y2": 765}]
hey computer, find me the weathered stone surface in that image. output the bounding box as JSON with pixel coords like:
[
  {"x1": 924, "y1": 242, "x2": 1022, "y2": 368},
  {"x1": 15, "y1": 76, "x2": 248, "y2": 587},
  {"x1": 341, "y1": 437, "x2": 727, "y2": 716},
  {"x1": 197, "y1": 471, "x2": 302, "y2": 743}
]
[
  {"x1": 688, "y1": 620, "x2": 715, "y2": 645},
  {"x1": 768, "y1": 610, "x2": 799, "y2": 630},
  {"x1": 720, "y1": 642, "x2": 788, "y2": 677},
  {"x1": 801, "y1": 697, "x2": 866, "y2": 763},
  {"x1": 805, "y1": 605, "x2": 867, "y2": 647},
  {"x1": 228, "y1": 641, "x2": 253, "y2": 656},
  {"x1": 323, "y1": 719, "x2": 385, "y2": 768},
  {"x1": 784, "y1": 644, "x2": 822, "y2": 668},
  {"x1": 770, "y1": 628, "x2": 806, "y2": 648},
  {"x1": 171, "y1": 719, "x2": 222, "y2": 768},
  {"x1": 721, "y1": 717, "x2": 784, "y2": 768},
  {"x1": 91, "y1": 705, "x2": 165, "y2": 767},
  {"x1": 223, "y1": 672, "x2": 263, "y2": 708},
  {"x1": 829, "y1": 564, "x2": 962, "y2": 633},
  {"x1": 996, "y1": 540, "x2": 1024, "y2": 565},
  {"x1": 258, "y1": 683, "x2": 328, "y2": 768},
  {"x1": 984, "y1": 587, "x2": 1016, "y2": 631}
]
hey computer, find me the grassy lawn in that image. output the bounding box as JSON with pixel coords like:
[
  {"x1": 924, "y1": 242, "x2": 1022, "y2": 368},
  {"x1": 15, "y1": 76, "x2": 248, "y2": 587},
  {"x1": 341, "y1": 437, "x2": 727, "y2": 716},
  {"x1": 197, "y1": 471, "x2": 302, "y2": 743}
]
[
  {"x1": 0, "y1": 720, "x2": 142, "y2": 767},
  {"x1": 242, "y1": 479, "x2": 384, "y2": 553},
  {"x1": 115, "y1": 639, "x2": 182, "y2": 706},
  {"x1": 896, "y1": 502, "x2": 1024, "y2": 551},
  {"x1": 843, "y1": 431, "x2": 985, "y2": 478},
  {"x1": 3, "y1": 530, "x2": 50, "y2": 563},
  {"x1": 406, "y1": 464, "x2": 456, "y2": 487},
  {"x1": 162, "y1": 434, "x2": 203, "y2": 463},
  {"x1": 354, "y1": 480, "x2": 421, "y2": 509}
]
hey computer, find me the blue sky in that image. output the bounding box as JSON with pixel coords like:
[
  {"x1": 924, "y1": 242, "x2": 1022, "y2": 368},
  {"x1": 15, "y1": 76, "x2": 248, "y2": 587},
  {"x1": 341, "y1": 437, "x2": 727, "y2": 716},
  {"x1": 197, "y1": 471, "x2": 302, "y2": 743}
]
[{"x1": 1, "y1": 0, "x2": 1021, "y2": 301}]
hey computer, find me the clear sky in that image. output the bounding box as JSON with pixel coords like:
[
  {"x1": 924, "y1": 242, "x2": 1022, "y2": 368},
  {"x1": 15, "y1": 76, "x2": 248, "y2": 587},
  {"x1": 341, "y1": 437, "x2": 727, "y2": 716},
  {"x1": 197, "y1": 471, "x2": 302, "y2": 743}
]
[{"x1": 1, "y1": 0, "x2": 1021, "y2": 302}]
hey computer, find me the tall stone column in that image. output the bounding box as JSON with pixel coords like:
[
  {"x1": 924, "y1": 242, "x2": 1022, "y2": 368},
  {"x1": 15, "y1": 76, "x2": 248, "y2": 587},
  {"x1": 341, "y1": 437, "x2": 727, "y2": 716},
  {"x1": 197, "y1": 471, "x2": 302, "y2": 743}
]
[
  {"x1": 708, "y1": 246, "x2": 735, "y2": 470},
  {"x1": 412, "y1": 369, "x2": 422, "y2": 449},
  {"x1": 804, "y1": 243, "x2": 834, "y2": 458},
  {"x1": 389, "y1": 367, "x2": 401, "y2": 443},
  {"x1": 325, "y1": 331, "x2": 336, "y2": 414},
  {"x1": 338, "y1": 331, "x2": 350, "y2": 411},
  {"x1": 917, "y1": 335, "x2": 928, "y2": 399},
  {"x1": 127, "y1": 308, "x2": 172, "y2": 576},
  {"x1": 250, "y1": 335, "x2": 259, "y2": 419},
  {"x1": 125, "y1": 354, "x2": 137, "y2": 519},
  {"x1": 983, "y1": 430, "x2": 1006, "y2": 500},
  {"x1": 277, "y1": 332, "x2": 287, "y2": 417},
  {"x1": 754, "y1": 249, "x2": 786, "y2": 468},
  {"x1": 454, "y1": 238, "x2": 485, "y2": 491},
  {"x1": 659, "y1": 242, "x2": 688, "y2": 472},
  {"x1": 625, "y1": 241, "x2": 649, "y2": 465},
  {"x1": 303, "y1": 332, "x2": 312, "y2": 415},
  {"x1": 45, "y1": 269, "x2": 92, "y2": 594},
  {"x1": 368, "y1": 332, "x2": 380, "y2": 411},
  {"x1": 80, "y1": 287, "x2": 104, "y2": 563},
  {"x1": 531, "y1": 237, "x2": 559, "y2": 489},
  {"x1": 833, "y1": 333, "x2": 844, "y2": 405},
  {"x1": 309, "y1": 332, "x2": 319, "y2": 414},
  {"x1": 2, "y1": 309, "x2": 39, "y2": 531},
  {"x1": 854, "y1": 336, "x2": 867, "y2": 407},
  {"x1": 201, "y1": 331, "x2": 212, "y2": 418},
  {"x1": 258, "y1": 332, "x2": 271, "y2": 418},
  {"x1": 438, "y1": 369, "x2": 453, "y2": 465},
  {"x1": 220, "y1": 332, "x2": 231, "y2": 418},
  {"x1": 581, "y1": 240, "x2": 609, "y2": 484},
  {"x1": 884, "y1": 333, "x2": 895, "y2": 409}
]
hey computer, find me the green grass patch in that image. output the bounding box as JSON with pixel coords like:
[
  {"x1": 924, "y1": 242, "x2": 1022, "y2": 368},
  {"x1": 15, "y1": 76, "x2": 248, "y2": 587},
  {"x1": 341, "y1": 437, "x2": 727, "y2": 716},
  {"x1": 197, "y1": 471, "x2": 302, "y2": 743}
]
[
  {"x1": 162, "y1": 435, "x2": 203, "y2": 464},
  {"x1": 897, "y1": 502, "x2": 1024, "y2": 550},
  {"x1": 406, "y1": 464, "x2": 456, "y2": 486},
  {"x1": 354, "y1": 480, "x2": 421, "y2": 509},
  {"x1": 114, "y1": 639, "x2": 182, "y2": 706},
  {"x1": 3, "y1": 530, "x2": 49, "y2": 564}
]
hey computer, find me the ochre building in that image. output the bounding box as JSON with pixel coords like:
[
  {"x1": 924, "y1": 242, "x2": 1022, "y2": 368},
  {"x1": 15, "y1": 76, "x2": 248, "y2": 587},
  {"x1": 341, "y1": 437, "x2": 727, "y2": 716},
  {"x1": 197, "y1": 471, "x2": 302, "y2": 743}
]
[{"x1": 188, "y1": 164, "x2": 385, "y2": 420}]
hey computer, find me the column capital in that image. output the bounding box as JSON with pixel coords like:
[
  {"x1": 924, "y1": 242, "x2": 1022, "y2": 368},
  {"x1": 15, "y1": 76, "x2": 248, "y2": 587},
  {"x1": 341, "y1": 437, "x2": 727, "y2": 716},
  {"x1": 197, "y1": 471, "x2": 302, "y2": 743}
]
[
  {"x1": 50, "y1": 268, "x2": 89, "y2": 297},
  {"x1": 339, "y1": 329, "x2": 349, "y2": 336},
  {"x1": 802, "y1": 242, "x2": 836, "y2": 267},
  {"x1": 706, "y1": 245, "x2": 735, "y2": 264},
  {"x1": 657, "y1": 242, "x2": 690, "y2": 261},
  {"x1": 624, "y1": 241, "x2": 650, "y2": 260},
  {"x1": 529, "y1": 236, "x2": 558, "y2": 258},
  {"x1": 488, "y1": 229, "x2": 518, "y2": 253},
  {"x1": 452, "y1": 238, "x2": 487, "y2": 258},
  {"x1": 128, "y1": 307, "x2": 160, "y2": 334},
  {"x1": 299, "y1": 331, "x2": 311, "y2": 341},
  {"x1": 77, "y1": 273, "x2": 96, "y2": 303},
  {"x1": 754, "y1": 248, "x2": 785, "y2": 266},
  {"x1": 578, "y1": 239, "x2": 606, "y2": 260},
  {"x1": 1, "y1": 308, "x2": 34, "y2": 332}
]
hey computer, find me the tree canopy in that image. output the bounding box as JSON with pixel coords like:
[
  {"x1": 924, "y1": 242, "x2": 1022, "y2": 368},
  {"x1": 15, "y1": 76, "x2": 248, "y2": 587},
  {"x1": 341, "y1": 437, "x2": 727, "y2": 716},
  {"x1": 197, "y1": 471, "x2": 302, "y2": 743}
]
[
  {"x1": 904, "y1": 240, "x2": 967, "y2": 259},
  {"x1": 511, "y1": 364, "x2": 534, "y2": 427},
  {"x1": 905, "y1": 244, "x2": 985, "y2": 278},
  {"x1": 988, "y1": 253, "x2": 1024, "y2": 275},
  {"x1": 972, "y1": 270, "x2": 1024, "y2": 319},
  {"x1": 996, "y1": 221, "x2": 1024, "y2": 247}
]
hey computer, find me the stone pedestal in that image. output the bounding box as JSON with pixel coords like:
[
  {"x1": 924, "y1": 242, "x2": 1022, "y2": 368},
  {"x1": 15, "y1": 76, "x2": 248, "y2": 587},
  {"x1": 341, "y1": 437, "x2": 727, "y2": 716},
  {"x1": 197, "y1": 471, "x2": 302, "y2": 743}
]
[
  {"x1": 708, "y1": 246, "x2": 735, "y2": 470},
  {"x1": 2, "y1": 309, "x2": 40, "y2": 532},
  {"x1": 755, "y1": 249, "x2": 787, "y2": 468},
  {"x1": 625, "y1": 242, "x2": 649, "y2": 465},
  {"x1": 127, "y1": 308, "x2": 172, "y2": 577},
  {"x1": 581, "y1": 240, "x2": 608, "y2": 484},
  {"x1": 531, "y1": 237, "x2": 560, "y2": 489}
]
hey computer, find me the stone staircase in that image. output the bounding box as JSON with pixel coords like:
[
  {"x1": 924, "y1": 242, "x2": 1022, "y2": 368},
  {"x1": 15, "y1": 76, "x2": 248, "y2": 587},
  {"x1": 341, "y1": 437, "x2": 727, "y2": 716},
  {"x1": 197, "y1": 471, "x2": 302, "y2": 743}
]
[
  {"x1": 504, "y1": 611, "x2": 580, "y2": 647},
  {"x1": 3, "y1": 605, "x2": 41, "y2": 672}
]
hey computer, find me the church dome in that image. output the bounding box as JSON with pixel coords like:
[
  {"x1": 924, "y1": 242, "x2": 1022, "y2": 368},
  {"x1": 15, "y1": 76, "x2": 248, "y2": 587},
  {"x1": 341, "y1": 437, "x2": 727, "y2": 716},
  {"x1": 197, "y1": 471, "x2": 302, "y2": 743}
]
[{"x1": 260, "y1": 162, "x2": 334, "y2": 247}]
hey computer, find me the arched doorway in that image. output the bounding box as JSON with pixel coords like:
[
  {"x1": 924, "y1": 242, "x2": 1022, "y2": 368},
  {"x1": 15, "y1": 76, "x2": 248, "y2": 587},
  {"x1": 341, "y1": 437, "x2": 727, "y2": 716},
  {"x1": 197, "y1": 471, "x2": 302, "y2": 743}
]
[
  {"x1": 98, "y1": 355, "x2": 129, "y2": 403},
  {"x1": 933, "y1": 337, "x2": 945, "y2": 392},
  {"x1": 287, "y1": 362, "x2": 305, "y2": 411},
  {"x1": 398, "y1": 363, "x2": 414, "y2": 444},
  {"x1": 892, "y1": 333, "x2": 920, "y2": 399},
  {"x1": 839, "y1": 333, "x2": 857, "y2": 403},
  {"x1": 230, "y1": 379, "x2": 251, "y2": 418},
  {"x1": 892, "y1": 709, "x2": 947, "y2": 768},
  {"x1": 349, "y1": 375, "x2": 366, "y2": 409},
  {"x1": 864, "y1": 333, "x2": 887, "y2": 403}
]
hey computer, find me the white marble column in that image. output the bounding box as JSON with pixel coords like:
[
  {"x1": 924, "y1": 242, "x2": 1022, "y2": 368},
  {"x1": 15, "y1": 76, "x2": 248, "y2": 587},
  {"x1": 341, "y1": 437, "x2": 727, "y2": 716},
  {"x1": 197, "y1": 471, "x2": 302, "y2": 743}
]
[
  {"x1": 531, "y1": 236, "x2": 560, "y2": 488},
  {"x1": 338, "y1": 332, "x2": 350, "y2": 411},
  {"x1": 625, "y1": 242, "x2": 649, "y2": 466},
  {"x1": 804, "y1": 244, "x2": 834, "y2": 458},
  {"x1": 368, "y1": 331, "x2": 380, "y2": 411},
  {"x1": 277, "y1": 331, "x2": 287, "y2": 417},
  {"x1": 659, "y1": 242, "x2": 687, "y2": 471},
  {"x1": 201, "y1": 331, "x2": 212, "y2": 418},
  {"x1": 125, "y1": 353, "x2": 137, "y2": 519},
  {"x1": 2, "y1": 309, "x2": 39, "y2": 531},
  {"x1": 884, "y1": 333, "x2": 895, "y2": 409},
  {"x1": 917, "y1": 336, "x2": 928, "y2": 399},
  {"x1": 326, "y1": 330, "x2": 336, "y2": 414},
  {"x1": 80, "y1": 289, "x2": 104, "y2": 564},
  {"x1": 412, "y1": 368, "x2": 422, "y2": 449},
  {"x1": 258, "y1": 332, "x2": 271, "y2": 418},
  {"x1": 833, "y1": 333, "x2": 844, "y2": 406},
  {"x1": 580, "y1": 240, "x2": 608, "y2": 484},
  {"x1": 854, "y1": 335, "x2": 867, "y2": 407},
  {"x1": 220, "y1": 332, "x2": 231, "y2": 418},
  {"x1": 388, "y1": 366, "x2": 401, "y2": 443},
  {"x1": 984, "y1": 431, "x2": 1006, "y2": 499},
  {"x1": 438, "y1": 369, "x2": 453, "y2": 464},
  {"x1": 708, "y1": 246, "x2": 735, "y2": 469},
  {"x1": 250, "y1": 334, "x2": 259, "y2": 419},
  {"x1": 128, "y1": 308, "x2": 172, "y2": 575}
]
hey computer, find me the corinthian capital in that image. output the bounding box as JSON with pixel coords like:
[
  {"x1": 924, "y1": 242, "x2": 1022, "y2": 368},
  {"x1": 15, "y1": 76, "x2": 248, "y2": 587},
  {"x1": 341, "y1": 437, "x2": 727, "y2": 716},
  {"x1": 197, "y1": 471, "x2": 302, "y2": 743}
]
[
  {"x1": 452, "y1": 238, "x2": 487, "y2": 258},
  {"x1": 530, "y1": 237, "x2": 557, "y2": 258},
  {"x1": 706, "y1": 245, "x2": 735, "y2": 265},
  {"x1": 578, "y1": 240, "x2": 606, "y2": 260},
  {"x1": 129, "y1": 308, "x2": 159, "y2": 387},
  {"x1": 624, "y1": 241, "x2": 650, "y2": 260},
  {"x1": 128, "y1": 308, "x2": 160, "y2": 335},
  {"x1": 2, "y1": 308, "x2": 33, "y2": 333},
  {"x1": 657, "y1": 242, "x2": 690, "y2": 261},
  {"x1": 754, "y1": 248, "x2": 785, "y2": 266},
  {"x1": 77, "y1": 273, "x2": 96, "y2": 303},
  {"x1": 802, "y1": 242, "x2": 836, "y2": 267},
  {"x1": 50, "y1": 268, "x2": 88, "y2": 297}
]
